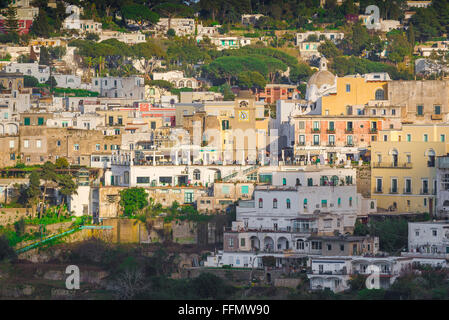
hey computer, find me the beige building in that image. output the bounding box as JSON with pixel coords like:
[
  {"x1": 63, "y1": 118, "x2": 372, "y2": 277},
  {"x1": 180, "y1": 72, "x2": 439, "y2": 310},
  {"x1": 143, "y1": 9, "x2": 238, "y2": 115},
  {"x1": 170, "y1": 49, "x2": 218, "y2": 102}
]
[{"x1": 371, "y1": 124, "x2": 449, "y2": 214}]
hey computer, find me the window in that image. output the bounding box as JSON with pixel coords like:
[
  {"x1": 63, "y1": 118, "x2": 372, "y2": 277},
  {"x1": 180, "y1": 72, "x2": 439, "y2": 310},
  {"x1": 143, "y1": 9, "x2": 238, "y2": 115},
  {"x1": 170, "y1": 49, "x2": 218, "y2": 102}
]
[
  {"x1": 36, "y1": 140, "x2": 41, "y2": 148},
  {"x1": 376, "y1": 178, "x2": 382, "y2": 192},
  {"x1": 435, "y1": 105, "x2": 441, "y2": 115},
  {"x1": 406, "y1": 134, "x2": 411, "y2": 142},
  {"x1": 241, "y1": 186, "x2": 249, "y2": 194},
  {"x1": 184, "y1": 192, "x2": 193, "y2": 204},
  {"x1": 383, "y1": 135, "x2": 388, "y2": 142},
  {"x1": 338, "y1": 197, "x2": 341, "y2": 207},
  {"x1": 313, "y1": 121, "x2": 320, "y2": 130},
  {"x1": 228, "y1": 238, "x2": 234, "y2": 248},
  {"x1": 241, "y1": 238, "x2": 245, "y2": 247},
  {"x1": 392, "y1": 109, "x2": 396, "y2": 116},
  {"x1": 417, "y1": 105, "x2": 423, "y2": 116},
  {"x1": 327, "y1": 244, "x2": 332, "y2": 251},
  {"x1": 391, "y1": 178, "x2": 398, "y2": 193},
  {"x1": 273, "y1": 198, "x2": 278, "y2": 209},
  {"x1": 37, "y1": 117, "x2": 44, "y2": 126},
  {"x1": 259, "y1": 198, "x2": 263, "y2": 208},
  {"x1": 321, "y1": 199, "x2": 327, "y2": 208},
  {"x1": 24, "y1": 140, "x2": 29, "y2": 148},
  {"x1": 370, "y1": 201, "x2": 375, "y2": 209},
  {"x1": 405, "y1": 178, "x2": 412, "y2": 194},
  {"x1": 441, "y1": 134, "x2": 446, "y2": 142},
  {"x1": 432, "y1": 229, "x2": 437, "y2": 237},
  {"x1": 95, "y1": 144, "x2": 100, "y2": 151},
  {"x1": 346, "y1": 84, "x2": 351, "y2": 92},
  {"x1": 328, "y1": 121, "x2": 335, "y2": 131},
  {"x1": 328, "y1": 135, "x2": 335, "y2": 145},
  {"x1": 307, "y1": 178, "x2": 313, "y2": 186},
  {"x1": 299, "y1": 135, "x2": 305, "y2": 145},
  {"x1": 424, "y1": 134, "x2": 428, "y2": 142},
  {"x1": 9, "y1": 140, "x2": 14, "y2": 148},
  {"x1": 313, "y1": 135, "x2": 320, "y2": 145},
  {"x1": 282, "y1": 178, "x2": 287, "y2": 185},
  {"x1": 24, "y1": 117, "x2": 30, "y2": 126},
  {"x1": 303, "y1": 198, "x2": 308, "y2": 210},
  {"x1": 193, "y1": 169, "x2": 201, "y2": 180},
  {"x1": 340, "y1": 244, "x2": 345, "y2": 251},
  {"x1": 311, "y1": 241, "x2": 322, "y2": 250},
  {"x1": 347, "y1": 135, "x2": 353, "y2": 146},
  {"x1": 286, "y1": 198, "x2": 291, "y2": 209},
  {"x1": 349, "y1": 197, "x2": 353, "y2": 207},
  {"x1": 375, "y1": 89, "x2": 385, "y2": 100}
]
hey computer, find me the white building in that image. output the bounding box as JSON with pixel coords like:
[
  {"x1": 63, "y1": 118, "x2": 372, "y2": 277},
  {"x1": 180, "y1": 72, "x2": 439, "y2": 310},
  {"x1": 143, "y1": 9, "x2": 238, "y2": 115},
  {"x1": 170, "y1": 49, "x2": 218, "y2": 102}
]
[
  {"x1": 98, "y1": 31, "x2": 146, "y2": 44},
  {"x1": 308, "y1": 256, "x2": 413, "y2": 292},
  {"x1": 4, "y1": 62, "x2": 50, "y2": 83},
  {"x1": 152, "y1": 70, "x2": 200, "y2": 89},
  {"x1": 63, "y1": 5, "x2": 102, "y2": 34},
  {"x1": 408, "y1": 221, "x2": 449, "y2": 254},
  {"x1": 90, "y1": 76, "x2": 145, "y2": 99},
  {"x1": 296, "y1": 31, "x2": 344, "y2": 45},
  {"x1": 154, "y1": 18, "x2": 195, "y2": 36}
]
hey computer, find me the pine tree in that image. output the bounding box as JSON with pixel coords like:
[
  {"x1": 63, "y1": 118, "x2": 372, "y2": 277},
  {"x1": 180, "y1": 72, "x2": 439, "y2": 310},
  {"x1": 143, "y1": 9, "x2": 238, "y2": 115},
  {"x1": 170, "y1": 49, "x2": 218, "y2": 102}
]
[{"x1": 3, "y1": 5, "x2": 18, "y2": 34}]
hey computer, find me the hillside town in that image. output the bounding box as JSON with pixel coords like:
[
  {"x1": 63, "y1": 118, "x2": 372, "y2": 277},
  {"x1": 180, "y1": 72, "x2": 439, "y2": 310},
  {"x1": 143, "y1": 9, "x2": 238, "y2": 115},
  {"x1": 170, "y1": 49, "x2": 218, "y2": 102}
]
[{"x1": 1, "y1": 0, "x2": 449, "y2": 301}]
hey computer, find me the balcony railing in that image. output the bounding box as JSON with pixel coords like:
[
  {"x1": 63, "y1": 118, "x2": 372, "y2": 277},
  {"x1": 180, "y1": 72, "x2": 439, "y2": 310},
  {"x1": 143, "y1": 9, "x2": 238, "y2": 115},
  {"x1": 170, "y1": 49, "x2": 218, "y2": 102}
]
[
  {"x1": 345, "y1": 129, "x2": 353, "y2": 134},
  {"x1": 311, "y1": 128, "x2": 321, "y2": 133},
  {"x1": 370, "y1": 128, "x2": 378, "y2": 133},
  {"x1": 326, "y1": 129, "x2": 335, "y2": 134},
  {"x1": 373, "y1": 162, "x2": 412, "y2": 169}
]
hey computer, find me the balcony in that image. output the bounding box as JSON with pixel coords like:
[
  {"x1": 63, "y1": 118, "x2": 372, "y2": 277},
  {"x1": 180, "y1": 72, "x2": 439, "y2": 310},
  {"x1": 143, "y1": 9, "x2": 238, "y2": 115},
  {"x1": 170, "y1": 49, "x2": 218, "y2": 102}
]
[
  {"x1": 345, "y1": 129, "x2": 353, "y2": 134},
  {"x1": 370, "y1": 128, "x2": 378, "y2": 134},
  {"x1": 431, "y1": 114, "x2": 443, "y2": 120},
  {"x1": 297, "y1": 142, "x2": 306, "y2": 146},
  {"x1": 326, "y1": 129, "x2": 335, "y2": 134},
  {"x1": 311, "y1": 128, "x2": 321, "y2": 133},
  {"x1": 345, "y1": 143, "x2": 354, "y2": 147},
  {"x1": 373, "y1": 162, "x2": 412, "y2": 169}
]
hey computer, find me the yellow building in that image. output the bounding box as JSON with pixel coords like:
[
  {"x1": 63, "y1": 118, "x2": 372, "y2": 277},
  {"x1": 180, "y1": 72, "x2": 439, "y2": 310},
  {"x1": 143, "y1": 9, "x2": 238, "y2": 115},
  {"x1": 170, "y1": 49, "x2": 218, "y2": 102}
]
[
  {"x1": 184, "y1": 99, "x2": 269, "y2": 164},
  {"x1": 371, "y1": 125, "x2": 449, "y2": 214},
  {"x1": 96, "y1": 109, "x2": 162, "y2": 131},
  {"x1": 321, "y1": 75, "x2": 389, "y2": 116}
]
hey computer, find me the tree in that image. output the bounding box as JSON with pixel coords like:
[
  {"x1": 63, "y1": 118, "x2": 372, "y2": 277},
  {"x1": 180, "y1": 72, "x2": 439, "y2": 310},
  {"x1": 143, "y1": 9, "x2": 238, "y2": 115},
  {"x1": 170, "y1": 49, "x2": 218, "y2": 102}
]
[
  {"x1": 121, "y1": 4, "x2": 159, "y2": 29},
  {"x1": 318, "y1": 40, "x2": 343, "y2": 59},
  {"x1": 166, "y1": 28, "x2": 176, "y2": 37},
  {"x1": 57, "y1": 174, "x2": 77, "y2": 217},
  {"x1": 45, "y1": 76, "x2": 57, "y2": 87},
  {"x1": 0, "y1": 235, "x2": 16, "y2": 262},
  {"x1": 153, "y1": 3, "x2": 194, "y2": 31},
  {"x1": 3, "y1": 4, "x2": 18, "y2": 34},
  {"x1": 27, "y1": 171, "x2": 41, "y2": 217},
  {"x1": 119, "y1": 188, "x2": 149, "y2": 216},
  {"x1": 55, "y1": 157, "x2": 69, "y2": 169},
  {"x1": 132, "y1": 40, "x2": 166, "y2": 80},
  {"x1": 39, "y1": 46, "x2": 50, "y2": 66},
  {"x1": 29, "y1": 8, "x2": 52, "y2": 38},
  {"x1": 23, "y1": 75, "x2": 39, "y2": 87},
  {"x1": 39, "y1": 161, "x2": 58, "y2": 218},
  {"x1": 85, "y1": 32, "x2": 100, "y2": 41}
]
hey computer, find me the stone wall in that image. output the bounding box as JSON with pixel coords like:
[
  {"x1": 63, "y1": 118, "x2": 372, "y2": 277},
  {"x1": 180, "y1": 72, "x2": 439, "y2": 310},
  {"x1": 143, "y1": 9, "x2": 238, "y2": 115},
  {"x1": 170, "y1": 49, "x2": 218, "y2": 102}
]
[
  {"x1": 181, "y1": 267, "x2": 284, "y2": 284},
  {"x1": 0, "y1": 207, "x2": 30, "y2": 226}
]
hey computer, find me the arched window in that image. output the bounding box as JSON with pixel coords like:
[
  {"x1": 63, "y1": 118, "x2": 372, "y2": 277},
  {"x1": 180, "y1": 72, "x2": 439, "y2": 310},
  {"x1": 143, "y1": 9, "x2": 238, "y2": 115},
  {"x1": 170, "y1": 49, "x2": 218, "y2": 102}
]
[
  {"x1": 370, "y1": 201, "x2": 375, "y2": 209},
  {"x1": 282, "y1": 178, "x2": 287, "y2": 186},
  {"x1": 286, "y1": 198, "x2": 291, "y2": 209},
  {"x1": 303, "y1": 198, "x2": 308, "y2": 209},
  {"x1": 349, "y1": 197, "x2": 353, "y2": 207},
  {"x1": 258, "y1": 198, "x2": 263, "y2": 208},
  {"x1": 193, "y1": 169, "x2": 201, "y2": 180},
  {"x1": 273, "y1": 198, "x2": 278, "y2": 209},
  {"x1": 338, "y1": 197, "x2": 341, "y2": 207},
  {"x1": 296, "y1": 178, "x2": 300, "y2": 186},
  {"x1": 375, "y1": 89, "x2": 385, "y2": 100}
]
